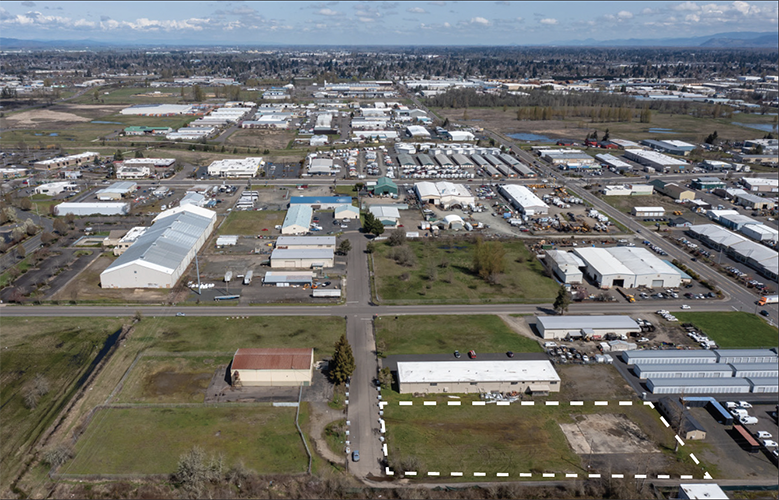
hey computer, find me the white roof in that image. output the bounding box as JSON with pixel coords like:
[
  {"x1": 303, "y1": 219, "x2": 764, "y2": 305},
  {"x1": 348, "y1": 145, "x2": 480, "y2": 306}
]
[
  {"x1": 500, "y1": 185, "x2": 548, "y2": 210},
  {"x1": 406, "y1": 125, "x2": 430, "y2": 136},
  {"x1": 271, "y1": 248, "x2": 334, "y2": 260},
  {"x1": 634, "y1": 206, "x2": 665, "y2": 212},
  {"x1": 536, "y1": 315, "x2": 641, "y2": 331},
  {"x1": 607, "y1": 247, "x2": 679, "y2": 277},
  {"x1": 443, "y1": 214, "x2": 463, "y2": 223},
  {"x1": 625, "y1": 149, "x2": 687, "y2": 166},
  {"x1": 415, "y1": 181, "x2": 439, "y2": 199},
  {"x1": 596, "y1": 154, "x2": 632, "y2": 168},
  {"x1": 573, "y1": 247, "x2": 633, "y2": 276},
  {"x1": 742, "y1": 177, "x2": 779, "y2": 187},
  {"x1": 276, "y1": 236, "x2": 336, "y2": 247},
  {"x1": 546, "y1": 250, "x2": 585, "y2": 270},
  {"x1": 370, "y1": 205, "x2": 400, "y2": 219},
  {"x1": 397, "y1": 360, "x2": 560, "y2": 384},
  {"x1": 678, "y1": 484, "x2": 729, "y2": 500}
]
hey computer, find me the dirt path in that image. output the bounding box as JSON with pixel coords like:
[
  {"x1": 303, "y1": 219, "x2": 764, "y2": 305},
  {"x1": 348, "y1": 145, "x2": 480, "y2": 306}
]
[
  {"x1": 308, "y1": 402, "x2": 347, "y2": 465},
  {"x1": 498, "y1": 314, "x2": 541, "y2": 342}
]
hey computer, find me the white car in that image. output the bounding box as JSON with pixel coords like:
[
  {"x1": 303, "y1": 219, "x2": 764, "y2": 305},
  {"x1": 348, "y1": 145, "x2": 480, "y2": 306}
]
[
  {"x1": 762, "y1": 440, "x2": 778, "y2": 448},
  {"x1": 681, "y1": 304, "x2": 691, "y2": 309},
  {"x1": 738, "y1": 401, "x2": 753, "y2": 409},
  {"x1": 637, "y1": 337, "x2": 650, "y2": 343},
  {"x1": 756, "y1": 431, "x2": 773, "y2": 439},
  {"x1": 544, "y1": 342, "x2": 558, "y2": 348}
]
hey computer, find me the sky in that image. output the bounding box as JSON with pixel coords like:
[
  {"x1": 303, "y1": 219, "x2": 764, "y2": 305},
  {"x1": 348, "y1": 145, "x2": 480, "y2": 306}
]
[{"x1": 0, "y1": 1, "x2": 777, "y2": 46}]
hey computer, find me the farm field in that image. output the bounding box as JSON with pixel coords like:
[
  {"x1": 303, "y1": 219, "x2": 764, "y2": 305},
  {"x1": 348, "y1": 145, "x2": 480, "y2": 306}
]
[
  {"x1": 674, "y1": 311, "x2": 778, "y2": 348},
  {"x1": 373, "y1": 239, "x2": 559, "y2": 304},
  {"x1": 375, "y1": 315, "x2": 542, "y2": 356},
  {"x1": 65, "y1": 406, "x2": 307, "y2": 475},
  {"x1": 0, "y1": 317, "x2": 127, "y2": 486}
]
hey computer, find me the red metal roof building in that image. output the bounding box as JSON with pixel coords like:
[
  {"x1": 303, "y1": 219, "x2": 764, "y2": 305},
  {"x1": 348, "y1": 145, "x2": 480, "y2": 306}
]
[{"x1": 231, "y1": 348, "x2": 314, "y2": 386}]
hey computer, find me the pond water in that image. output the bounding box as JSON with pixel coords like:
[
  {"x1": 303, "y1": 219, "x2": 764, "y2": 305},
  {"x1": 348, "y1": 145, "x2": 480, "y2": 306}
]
[
  {"x1": 732, "y1": 122, "x2": 777, "y2": 133},
  {"x1": 50, "y1": 133, "x2": 58, "y2": 136},
  {"x1": 648, "y1": 128, "x2": 676, "y2": 134},
  {"x1": 508, "y1": 132, "x2": 554, "y2": 142}
]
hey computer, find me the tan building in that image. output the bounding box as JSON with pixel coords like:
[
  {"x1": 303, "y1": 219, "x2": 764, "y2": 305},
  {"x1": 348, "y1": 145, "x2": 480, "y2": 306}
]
[
  {"x1": 231, "y1": 348, "x2": 314, "y2": 387},
  {"x1": 397, "y1": 360, "x2": 560, "y2": 395}
]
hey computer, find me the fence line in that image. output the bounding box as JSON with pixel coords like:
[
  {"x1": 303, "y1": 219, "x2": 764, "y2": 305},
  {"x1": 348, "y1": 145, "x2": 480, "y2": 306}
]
[{"x1": 295, "y1": 386, "x2": 313, "y2": 474}]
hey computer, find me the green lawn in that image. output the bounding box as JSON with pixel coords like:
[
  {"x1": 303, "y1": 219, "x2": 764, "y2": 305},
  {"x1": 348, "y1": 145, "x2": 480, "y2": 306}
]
[
  {"x1": 0, "y1": 317, "x2": 127, "y2": 485},
  {"x1": 373, "y1": 239, "x2": 558, "y2": 304},
  {"x1": 375, "y1": 315, "x2": 542, "y2": 356},
  {"x1": 674, "y1": 311, "x2": 778, "y2": 348},
  {"x1": 30, "y1": 194, "x2": 62, "y2": 215},
  {"x1": 217, "y1": 210, "x2": 285, "y2": 236},
  {"x1": 65, "y1": 406, "x2": 307, "y2": 475}
]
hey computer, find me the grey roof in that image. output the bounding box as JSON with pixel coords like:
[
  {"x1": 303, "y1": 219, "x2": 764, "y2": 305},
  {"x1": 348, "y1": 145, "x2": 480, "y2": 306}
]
[
  {"x1": 729, "y1": 363, "x2": 779, "y2": 372},
  {"x1": 104, "y1": 206, "x2": 215, "y2": 274},
  {"x1": 282, "y1": 204, "x2": 313, "y2": 229},
  {"x1": 623, "y1": 350, "x2": 717, "y2": 359},
  {"x1": 97, "y1": 181, "x2": 137, "y2": 195},
  {"x1": 746, "y1": 377, "x2": 779, "y2": 388},
  {"x1": 271, "y1": 248, "x2": 333, "y2": 260},
  {"x1": 276, "y1": 236, "x2": 336, "y2": 247},
  {"x1": 715, "y1": 349, "x2": 778, "y2": 359},
  {"x1": 648, "y1": 377, "x2": 752, "y2": 388},
  {"x1": 536, "y1": 315, "x2": 640, "y2": 331},
  {"x1": 634, "y1": 363, "x2": 734, "y2": 373},
  {"x1": 262, "y1": 271, "x2": 313, "y2": 284}
]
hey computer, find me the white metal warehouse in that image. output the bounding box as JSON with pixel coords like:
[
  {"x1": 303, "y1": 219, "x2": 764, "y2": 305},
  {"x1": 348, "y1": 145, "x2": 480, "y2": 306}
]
[
  {"x1": 747, "y1": 377, "x2": 779, "y2": 393},
  {"x1": 55, "y1": 202, "x2": 130, "y2": 216},
  {"x1": 262, "y1": 271, "x2": 314, "y2": 286},
  {"x1": 95, "y1": 181, "x2": 137, "y2": 200},
  {"x1": 281, "y1": 205, "x2": 313, "y2": 235},
  {"x1": 275, "y1": 236, "x2": 336, "y2": 251},
  {"x1": 714, "y1": 349, "x2": 778, "y2": 364},
  {"x1": 535, "y1": 315, "x2": 641, "y2": 340},
  {"x1": 730, "y1": 363, "x2": 779, "y2": 378},
  {"x1": 270, "y1": 248, "x2": 334, "y2": 268},
  {"x1": 397, "y1": 360, "x2": 560, "y2": 394},
  {"x1": 544, "y1": 250, "x2": 584, "y2": 284},
  {"x1": 499, "y1": 185, "x2": 549, "y2": 216},
  {"x1": 414, "y1": 181, "x2": 475, "y2": 209},
  {"x1": 647, "y1": 378, "x2": 752, "y2": 394},
  {"x1": 633, "y1": 363, "x2": 734, "y2": 380},
  {"x1": 572, "y1": 247, "x2": 681, "y2": 289},
  {"x1": 100, "y1": 205, "x2": 216, "y2": 289},
  {"x1": 622, "y1": 350, "x2": 718, "y2": 365}
]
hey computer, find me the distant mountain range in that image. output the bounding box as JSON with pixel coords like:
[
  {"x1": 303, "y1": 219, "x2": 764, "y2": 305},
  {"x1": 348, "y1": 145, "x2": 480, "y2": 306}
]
[{"x1": 1, "y1": 31, "x2": 777, "y2": 49}]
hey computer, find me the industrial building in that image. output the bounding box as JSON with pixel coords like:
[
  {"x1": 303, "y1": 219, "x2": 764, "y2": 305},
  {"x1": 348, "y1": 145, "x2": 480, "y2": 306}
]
[
  {"x1": 369, "y1": 205, "x2": 401, "y2": 226},
  {"x1": 120, "y1": 158, "x2": 176, "y2": 168},
  {"x1": 649, "y1": 180, "x2": 696, "y2": 201},
  {"x1": 275, "y1": 236, "x2": 336, "y2": 251},
  {"x1": 100, "y1": 205, "x2": 217, "y2": 289},
  {"x1": 640, "y1": 139, "x2": 695, "y2": 156},
  {"x1": 33, "y1": 152, "x2": 99, "y2": 170},
  {"x1": 729, "y1": 363, "x2": 779, "y2": 378},
  {"x1": 714, "y1": 349, "x2": 778, "y2": 364},
  {"x1": 741, "y1": 177, "x2": 778, "y2": 193},
  {"x1": 335, "y1": 205, "x2": 360, "y2": 220},
  {"x1": 270, "y1": 248, "x2": 334, "y2": 268},
  {"x1": 262, "y1": 271, "x2": 314, "y2": 286},
  {"x1": 596, "y1": 153, "x2": 633, "y2": 171},
  {"x1": 624, "y1": 149, "x2": 687, "y2": 172},
  {"x1": 179, "y1": 192, "x2": 206, "y2": 208},
  {"x1": 405, "y1": 125, "x2": 431, "y2": 138},
  {"x1": 207, "y1": 158, "x2": 264, "y2": 178},
  {"x1": 622, "y1": 350, "x2": 718, "y2": 365},
  {"x1": 602, "y1": 184, "x2": 654, "y2": 196},
  {"x1": 633, "y1": 364, "x2": 734, "y2": 380},
  {"x1": 734, "y1": 191, "x2": 776, "y2": 211},
  {"x1": 55, "y1": 202, "x2": 130, "y2": 216},
  {"x1": 95, "y1": 181, "x2": 137, "y2": 201},
  {"x1": 632, "y1": 206, "x2": 665, "y2": 217},
  {"x1": 499, "y1": 185, "x2": 549, "y2": 216},
  {"x1": 691, "y1": 177, "x2": 726, "y2": 190},
  {"x1": 415, "y1": 182, "x2": 475, "y2": 210},
  {"x1": 572, "y1": 247, "x2": 682, "y2": 289},
  {"x1": 116, "y1": 165, "x2": 151, "y2": 179},
  {"x1": 396, "y1": 360, "x2": 560, "y2": 394},
  {"x1": 289, "y1": 196, "x2": 352, "y2": 210},
  {"x1": 748, "y1": 377, "x2": 779, "y2": 393},
  {"x1": 281, "y1": 205, "x2": 313, "y2": 235},
  {"x1": 373, "y1": 177, "x2": 398, "y2": 196},
  {"x1": 230, "y1": 348, "x2": 314, "y2": 387},
  {"x1": 646, "y1": 378, "x2": 752, "y2": 395},
  {"x1": 687, "y1": 225, "x2": 778, "y2": 281},
  {"x1": 535, "y1": 315, "x2": 641, "y2": 340},
  {"x1": 544, "y1": 250, "x2": 584, "y2": 284},
  {"x1": 34, "y1": 181, "x2": 79, "y2": 196}
]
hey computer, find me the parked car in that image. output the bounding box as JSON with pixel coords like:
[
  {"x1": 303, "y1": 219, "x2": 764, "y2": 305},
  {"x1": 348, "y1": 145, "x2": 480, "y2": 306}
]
[
  {"x1": 176, "y1": 312, "x2": 186, "y2": 317},
  {"x1": 762, "y1": 440, "x2": 778, "y2": 448},
  {"x1": 506, "y1": 351, "x2": 514, "y2": 358},
  {"x1": 681, "y1": 304, "x2": 691, "y2": 309},
  {"x1": 740, "y1": 416, "x2": 758, "y2": 425},
  {"x1": 454, "y1": 350, "x2": 461, "y2": 358},
  {"x1": 738, "y1": 401, "x2": 752, "y2": 409},
  {"x1": 352, "y1": 450, "x2": 360, "y2": 462},
  {"x1": 468, "y1": 350, "x2": 476, "y2": 359},
  {"x1": 756, "y1": 431, "x2": 773, "y2": 439}
]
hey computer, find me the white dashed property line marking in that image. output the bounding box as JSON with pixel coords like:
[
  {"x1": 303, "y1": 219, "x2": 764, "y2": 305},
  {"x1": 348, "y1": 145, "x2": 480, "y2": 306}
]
[
  {"x1": 474, "y1": 472, "x2": 486, "y2": 477},
  {"x1": 634, "y1": 474, "x2": 646, "y2": 479},
  {"x1": 472, "y1": 401, "x2": 486, "y2": 406},
  {"x1": 674, "y1": 435, "x2": 685, "y2": 446},
  {"x1": 379, "y1": 401, "x2": 387, "y2": 409},
  {"x1": 428, "y1": 472, "x2": 440, "y2": 476},
  {"x1": 594, "y1": 401, "x2": 608, "y2": 406},
  {"x1": 619, "y1": 401, "x2": 633, "y2": 406},
  {"x1": 704, "y1": 472, "x2": 713, "y2": 479},
  {"x1": 681, "y1": 475, "x2": 693, "y2": 480},
  {"x1": 385, "y1": 467, "x2": 394, "y2": 476},
  {"x1": 497, "y1": 401, "x2": 510, "y2": 406},
  {"x1": 520, "y1": 473, "x2": 532, "y2": 477},
  {"x1": 399, "y1": 401, "x2": 412, "y2": 406},
  {"x1": 406, "y1": 471, "x2": 417, "y2": 476},
  {"x1": 657, "y1": 474, "x2": 670, "y2": 479},
  {"x1": 644, "y1": 402, "x2": 655, "y2": 409},
  {"x1": 542, "y1": 473, "x2": 555, "y2": 478},
  {"x1": 565, "y1": 473, "x2": 577, "y2": 478},
  {"x1": 497, "y1": 472, "x2": 509, "y2": 477},
  {"x1": 659, "y1": 416, "x2": 670, "y2": 427},
  {"x1": 589, "y1": 473, "x2": 601, "y2": 478},
  {"x1": 423, "y1": 401, "x2": 436, "y2": 406},
  {"x1": 521, "y1": 401, "x2": 534, "y2": 406},
  {"x1": 690, "y1": 453, "x2": 700, "y2": 465},
  {"x1": 450, "y1": 472, "x2": 463, "y2": 477},
  {"x1": 447, "y1": 401, "x2": 461, "y2": 406},
  {"x1": 611, "y1": 473, "x2": 624, "y2": 479},
  {"x1": 570, "y1": 401, "x2": 583, "y2": 406},
  {"x1": 382, "y1": 444, "x2": 388, "y2": 456},
  {"x1": 545, "y1": 401, "x2": 559, "y2": 406}
]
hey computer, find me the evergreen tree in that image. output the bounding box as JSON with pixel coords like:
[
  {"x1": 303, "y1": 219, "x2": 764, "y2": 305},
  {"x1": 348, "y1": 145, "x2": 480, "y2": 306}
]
[
  {"x1": 553, "y1": 285, "x2": 571, "y2": 315},
  {"x1": 330, "y1": 334, "x2": 355, "y2": 385}
]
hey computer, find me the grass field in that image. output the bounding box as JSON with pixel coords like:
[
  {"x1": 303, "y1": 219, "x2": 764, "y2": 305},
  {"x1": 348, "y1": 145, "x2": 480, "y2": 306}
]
[
  {"x1": 65, "y1": 406, "x2": 307, "y2": 475},
  {"x1": 674, "y1": 311, "x2": 778, "y2": 348},
  {"x1": 0, "y1": 317, "x2": 127, "y2": 486},
  {"x1": 113, "y1": 356, "x2": 232, "y2": 404},
  {"x1": 383, "y1": 390, "x2": 696, "y2": 479},
  {"x1": 217, "y1": 210, "x2": 285, "y2": 236},
  {"x1": 375, "y1": 315, "x2": 542, "y2": 356},
  {"x1": 373, "y1": 239, "x2": 558, "y2": 304},
  {"x1": 324, "y1": 419, "x2": 347, "y2": 457}
]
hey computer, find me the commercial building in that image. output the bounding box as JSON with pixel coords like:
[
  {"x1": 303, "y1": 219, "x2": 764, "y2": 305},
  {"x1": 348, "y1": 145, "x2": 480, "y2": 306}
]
[
  {"x1": 396, "y1": 360, "x2": 560, "y2": 395},
  {"x1": 207, "y1": 157, "x2": 264, "y2": 178},
  {"x1": 733, "y1": 191, "x2": 775, "y2": 210},
  {"x1": 123, "y1": 126, "x2": 173, "y2": 136},
  {"x1": 100, "y1": 205, "x2": 217, "y2": 289},
  {"x1": 624, "y1": 149, "x2": 687, "y2": 172},
  {"x1": 691, "y1": 177, "x2": 726, "y2": 190},
  {"x1": 369, "y1": 205, "x2": 401, "y2": 226},
  {"x1": 542, "y1": 149, "x2": 597, "y2": 168},
  {"x1": 373, "y1": 177, "x2": 398, "y2": 196},
  {"x1": 596, "y1": 153, "x2": 633, "y2": 171},
  {"x1": 307, "y1": 158, "x2": 339, "y2": 175},
  {"x1": 33, "y1": 152, "x2": 99, "y2": 170},
  {"x1": 632, "y1": 206, "x2": 666, "y2": 217},
  {"x1": 649, "y1": 180, "x2": 696, "y2": 201},
  {"x1": 262, "y1": 271, "x2": 314, "y2": 286},
  {"x1": 647, "y1": 378, "x2": 752, "y2": 395},
  {"x1": 741, "y1": 177, "x2": 778, "y2": 193},
  {"x1": 34, "y1": 181, "x2": 78, "y2": 196},
  {"x1": 499, "y1": 184, "x2": 549, "y2": 216},
  {"x1": 275, "y1": 236, "x2": 336, "y2": 251},
  {"x1": 96, "y1": 181, "x2": 137, "y2": 201},
  {"x1": 230, "y1": 348, "x2": 314, "y2": 387},
  {"x1": 116, "y1": 165, "x2": 151, "y2": 179},
  {"x1": 535, "y1": 315, "x2": 641, "y2": 340},
  {"x1": 281, "y1": 204, "x2": 313, "y2": 235},
  {"x1": 414, "y1": 182, "x2": 475, "y2": 210},
  {"x1": 640, "y1": 139, "x2": 695, "y2": 156},
  {"x1": 602, "y1": 184, "x2": 654, "y2": 196},
  {"x1": 119, "y1": 158, "x2": 176, "y2": 168},
  {"x1": 687, "y1": 225, "x2": 778, "y2": 281},
  {"x1": 334, "y1": 205, "x2": 360, "y2": 220},
  {"x1": 270, "y1": 248, "x2": 334, "y2": 268},
  {"x1": 572, "y1": 247, "x2": 682, "y2": 289},
  {"x1": 289, "y1": 196, "x2": 352, "y2": 210},
  {"x1": 544, "y1": 250, "x2": 584, "y2": 284},
  {"x1": 633, "y1": 364, "x2": 734, "y2": 379},
  {"x1": 55, "y1": 202, "x2": 130, "y2": 216}
]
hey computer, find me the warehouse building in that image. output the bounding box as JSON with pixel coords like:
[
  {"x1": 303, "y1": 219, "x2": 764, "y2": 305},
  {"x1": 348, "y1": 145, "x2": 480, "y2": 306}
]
[
  {"x1": 687, "y1": 225, "x2": 778, "y2": 281},
  {"x1": 572, "y1": 247, "x2": 682, "y2": 289},
  {"x1": 632, "y1": 206, "x2": 665, "y2": 217},
  {"x1": 596, "y1": 153, "x2": 633, "y2": 171},
  {"x1": 647, "y1": 378, "x2": 752, "y2": 395},
  {"x1": 656, "y1": 397, "x2": 707, "y2": 441},
  {"x1": 640, "y1": 139, "x2": 695, "y2": 156},
  {"x1": 100, "y1": 205, "x2": 217, "y2": 289},
  {"x1": 452, "y1": 154, "x2": 474, "y2": 169},
  {"x1": 396, "y1": 360, "x2": 560, "y2": 395},
  {"x1": 335, "y1": 205, "x2": 360, "y2": 220},
  {"x1": 120, "y1": 158, "x2": 176, "y2": 168},
  {"x1": 231, "y1": 348, "x2": 314, "y2": 387},
  {"x1": 281, "y1": 205, "x2": 313, "y2": 235},
  {"x1": 116, "y1": 165, "x2": 151, "y2": 180},
  {"x1": 747, "y1": 377, "x2": 779, "y2": 393},
  {"x1": 650, "y1": 180, "x2": 696, "y2": 201},
  {"x1": 373, "y1": 177, "x2": 398, "y2": 196},
  {"x1": 734, "y1": 191, "x2": 775, "y2": 211},
  {"x1": 729, "y1": 363, "x2": 779, "y2": 378},
  {"x1": 275, "y1": 236, "x2": 336, "y2": 251},
  {"x1": 624, "y1": 149, "x2": 687, "y2": 172},
  {"x1": 741, "y1": 224, "x2": 779, "y2": 242},
  {"x1": 691, "y1": 177, "x2": 726, "y2": 190},
  {"x1": 289, "y1": 196, "x2": 352, "y2": 210},
  {"x1": 33, "y1": 151, "x2": 99, "y2": 170},
  {"x1": 262, "y1": 271, "x2": 314, "y2": 286},
  {"x1": 544, "y1": 250, "x2": 584, "y2": 284},
  {"x1": 405, "y1": 125, "x2": 431, "y2": 138},
  {"x1": 741, "y1": 177, "x2": 778, "y2": 193},
  {"x1": 180, "y1": 192, "x2": 206, "y2": 208},
  {"x1": 55, "y1": 202, "x2": 130, "y2": 216},
  {"x1": 535, "y1": 315, "x2": 641, "y2": 340},
  {"x1": 95, "y1": 181, "x2": 137, "y2": 201},
  {"x1": 714, "y1": 349, "x2": 778, "y2": 364},
  {"x1": 622, "y1": 350, "x2": 718, "y2": 366},
  {"x1": 207, "y1": 157, "x2": 264, "y2": 178},
  {"x1": 369, "y1": 205, "x2": 401, "y2": 226},
  {"x1": 541, "y1": 149, "x2": 597, "y2": 168},
  {"x1": 415, "y1": 182, "x2": 475, "y2": 210},
  {"x1": 633, "y1": 363, "x2": 734, "y2": 380},
  {"x1": 270, "y1": 248, "x2": 334, "y2": 269},
  {"x1": 499, "y1": 184, "x2": 549, "y2": 216},
  {"x1": 602, "y1": 184, "x2": 654, "y2": 196}
]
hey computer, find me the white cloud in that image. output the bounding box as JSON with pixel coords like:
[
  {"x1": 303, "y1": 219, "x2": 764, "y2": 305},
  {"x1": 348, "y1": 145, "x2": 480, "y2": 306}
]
[
  {"x1": 428, "y1": 1, "x2": 446, "y2": 6},
  {"x1": 443, "y1": 21, "x2": 450, "y2": 27},
  {"x1": 516, "y1": 17, "x2": 524, "y2": 22},
  {"x1": 358, "y1": 16, "x2": 375, "y2": 22},
  {"x1": 407, "y1": 7, "x2": 427, "y2": 14},
  {"x1": 685, "y1": 13, "x2": 701, "y2": 21},
  {"x1": 316, "y1": 8, "x2": 339, "y2": 16},
  {"x1": 642, "y1": 8, "x2": 655, "y2": 15},
  {"x1": 674, "y1": 2, "x2": 701, "y2": 11},
  {"x1": 539, "y1": 18, "x2": 558, "y2": 25},
  {"x1": 471, "y1": 16, "x2": 490, "y2": 25},
  {"x1": 617, "y1": 10, "x2": 633, "y2": 19}
]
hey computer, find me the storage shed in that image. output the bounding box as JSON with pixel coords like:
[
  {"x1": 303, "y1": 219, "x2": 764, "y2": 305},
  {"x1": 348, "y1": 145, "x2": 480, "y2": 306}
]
[
  {"x1": 231, "y1": 348, "x2": 314, "y2": 387},
  {"x1": 646, "y1": 377, "x2": 751, "y2": 394},
  {"x1": 729, "y1": 363, "x2": 779, "y2": 378},
  {"x1": 632, "y1": 206, "x2": 666, "y2": 217},
  {"x1": 396, "y1": 360, "x2": 560, "y2": 395},
  {"x1": 535, "y1": 315, "x2": 641, "y2": 340},
  {"x1": 747, "y1": 377, "x2": 778, "y2": 393},
  {"x1": 621, "y1": 350, "x2": 718, "y2": 366},
  {"x1": 262, "y1": 271, "x2": 314, "y2": 286},
  {"x1": 633, "y1": 363, "x2": 734, "y2": 380},
  {"x1": 714, "y1": 349, "x2": 778, "y2": 364},
  {"x1": 270, "y1": 248, "x2": 334, "y2": 268}
]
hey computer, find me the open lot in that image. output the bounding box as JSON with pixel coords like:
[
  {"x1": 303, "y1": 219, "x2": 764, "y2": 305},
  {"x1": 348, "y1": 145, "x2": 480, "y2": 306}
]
[
  {"x1": 560, "y1": 413, "x2": 658, "y2": 454},
  {"x1": 225, "y1": 128, "x2": 296, "y2": 150},
  {"x1": 0, "y1": 317, "x2": 126, "y2": 486},
  {"x1": 65, "y1": 406, "x2": 307, "y2": 475},
  {"x1": 375, "y1": 315, "x2": 542, "y2": 356},
  {"x1": 674, "y1": 311, "x2": 778, "y2": 348},
  {"x1": 217, "y1": 209, "x2": 285, "y2": 236},
  {"x1": 373, "y1": 238, "x2": 559, "y2": 304}
]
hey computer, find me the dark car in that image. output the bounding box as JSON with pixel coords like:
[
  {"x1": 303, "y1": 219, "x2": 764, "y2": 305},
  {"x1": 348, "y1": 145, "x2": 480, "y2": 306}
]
[
  {"x1": 506, "y1": 351, "x2": 514, "y2": 358},
  {"x1": 454, "y1": 350, "x2": 461, "y2": 358},
  {"x1": 760, "y1": 310, "x2": 770, "y2": 317},
  {"x1": 468, "y1": 350, "x2": 476, "y2": 359}
]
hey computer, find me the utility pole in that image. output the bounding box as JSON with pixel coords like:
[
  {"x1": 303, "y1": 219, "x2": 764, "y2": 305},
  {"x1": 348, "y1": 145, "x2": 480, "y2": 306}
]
[{"x1": 194, "y1": 254, "x2": 201, "y2": 295}]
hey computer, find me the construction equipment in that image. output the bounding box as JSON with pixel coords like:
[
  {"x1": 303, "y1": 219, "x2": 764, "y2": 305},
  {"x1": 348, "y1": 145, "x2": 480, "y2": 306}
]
[{"x1": 617, "y1": 287, "x2": 636, "y2": 303}]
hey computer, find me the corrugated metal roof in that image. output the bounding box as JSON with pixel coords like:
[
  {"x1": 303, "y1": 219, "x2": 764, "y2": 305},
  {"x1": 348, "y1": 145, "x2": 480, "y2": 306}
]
[
  {"x1": 271, "y1": 248, "x2": 333, "y2": 260},
  {"x1": 232, "y1": 348, "x2": 313, "y2": 371},
  {"x1": 537, "y1": 315, "x2": 640, "y2": 331},
  {"x1": 282, "y1": 204, "x2": 313, "y2": 230},
  {"x1": 573, "y1": 247, "x2": 633, "y2": 276},
  {"x1": 289, "y1": 196, "x2": 352, "y2": 205},
  {"x1": 262, "y1": 271, "x2": 313, "y2": 284},
  {"x1": 398, "y1": 360, "x2": 560, "y2": 384},
  {"x1": 276, "y1": 236, "x2": 335, "y2": 247},
  {"x1": 715, "y1": 349, "x2": 778, "y2": 359},
  {"x1": 623, "y1": 350, "x2": 717, "y2": 359},
  {"x1": 648, "y1": 378, "x2": 751, "y2": 388}
]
